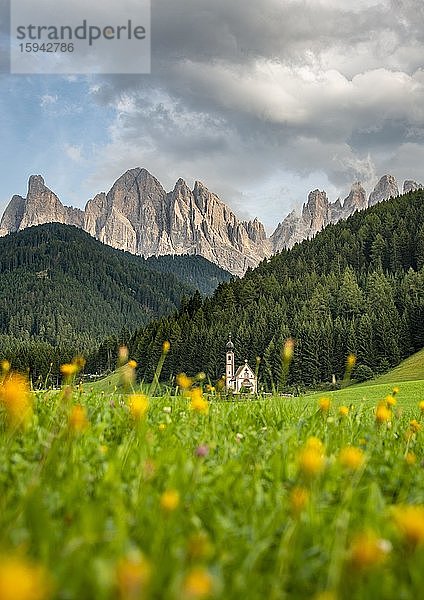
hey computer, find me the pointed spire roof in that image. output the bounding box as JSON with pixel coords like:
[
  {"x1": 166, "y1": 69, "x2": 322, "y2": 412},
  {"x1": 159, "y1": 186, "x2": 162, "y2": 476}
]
[{"x1": 226, "y1": 334, "x2": 234, "y2": 350}]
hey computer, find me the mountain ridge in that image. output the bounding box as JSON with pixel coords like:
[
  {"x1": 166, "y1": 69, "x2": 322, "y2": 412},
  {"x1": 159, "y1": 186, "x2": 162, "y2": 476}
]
[{"x1": 1, "y1": 168, "x2": 422, "y2": 275}]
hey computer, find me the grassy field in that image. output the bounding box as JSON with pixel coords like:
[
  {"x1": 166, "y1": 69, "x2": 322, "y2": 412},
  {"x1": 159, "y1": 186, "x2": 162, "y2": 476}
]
[
  {"x1": 2, "y1": 360, "x2": 424, "y2": 600},
  {"x1": 367, "y1": 348, "x2": 424, "y2": 384},
  {"x1": 306, "y1": 349, "x2": 424, "y2": 408},
  {"x1": 310, "y1": 378, "x2": 424, "y2": 409}
]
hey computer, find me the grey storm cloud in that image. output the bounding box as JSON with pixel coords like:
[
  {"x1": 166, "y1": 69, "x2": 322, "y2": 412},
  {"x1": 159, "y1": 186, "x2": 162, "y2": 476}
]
[{"x1": 85, "y1": 0, "x2": 424, "y2": 222}]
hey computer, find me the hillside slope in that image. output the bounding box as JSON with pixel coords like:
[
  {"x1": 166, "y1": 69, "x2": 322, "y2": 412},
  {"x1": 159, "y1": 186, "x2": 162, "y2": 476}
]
[
  {"x1": 145, "y1": 254, "x2": 232, "y2": 296},
  {"x1": 0, "y1": 223, "x2": 230, "y2": 350},
  {"x1": 364, "y1": 348, "x2": 424, "y2": 385},
  {"x1": 116, "y1": 189, "x2": 424, "y2": 387}
]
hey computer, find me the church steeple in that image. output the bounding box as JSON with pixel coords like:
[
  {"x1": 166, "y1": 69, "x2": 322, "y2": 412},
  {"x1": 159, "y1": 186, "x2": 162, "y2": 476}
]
[
  {"x1": 224, "y1": 335, "x2": 257, "y2": 394},
  {"x1": 225, "y1": 334, "x2": 235, "y2": 389},
  {"x1": 226, "y1": 333, "x2": 234, "y2": 350}
]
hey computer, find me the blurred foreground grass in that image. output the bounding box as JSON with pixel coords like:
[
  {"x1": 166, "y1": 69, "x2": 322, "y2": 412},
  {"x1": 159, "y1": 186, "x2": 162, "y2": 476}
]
[{"x1": 1, "y1": 365, "x2": 424, "y2": 599}]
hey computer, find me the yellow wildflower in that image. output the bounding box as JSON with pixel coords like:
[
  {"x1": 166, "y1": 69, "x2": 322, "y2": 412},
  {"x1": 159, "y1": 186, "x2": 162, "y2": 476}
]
[
  {"x1": 177, "y1": 373, "x2": 192, "y2": 390},
  {"x1": 189, "y1": 388, "x2": 209, "y2": 415},
  {"x1": 338, "y1": 447, "x2": 365, "y2": 471},
  {"x1": 60, "y1": 363, "x2": 77, "y2": 378},
  {"x1": 160, "y1": 489, "x2": 180, "y2": 512},
  {"x1": 419, "y1": 400, "x2": 424, "y2": 412},
  {"x1": 409, "y1": 419, "x2": 422, "y2": 434},
  {"x1": 318, "y1": 397, "x2": 331, "y2": 412},
  {"x1": 116, "y1": 555, "x2": 151, "y2": 600},
  {"x1": 182, "y1": 567, "x2": 213, "y2": 599},
  {"x1": 128, "y1": 394, "x2": 149, "y2": 420},
  {"x1": 305, "y1": 437, "x2": 324, "y2": 452},
  {"x1": 282, "y1": 338, "x2": 295, "y2": 364},
  {"x1": 346, "y1": 354, "x2": 356, "y2": 369},
  {"x1": 1, "y1": 360, "x2": 10, "y2": 374},
  {"x1": 69, "y1": 405, "x2": 89, "y2": 433},
  {"x1": 392, "y1": 386, "x2": 400, "y2": 395},
  {"x1": 0, "y1": 372, "x2": 33, "y2": 428},
  {"x1": 128, "y1": 360, "x2": 137, "y2": 369},
  {"x1": 349, "y1": 530, "x2": 390, "y2": 571},
  {"x1": 162, "y1": 340, "x2": 171, "y2": 354},
  {"x1": 158, "y1": 423, "x2": 166, "y2": 431},
  {"x1": 405, "y1": 452, "x2": 416, "y2": 465},
  {"x1": 392, "y1": 505, "x2": 424, "y2": 546},
  {"x1": 386, "y1": 395, "x2": 396, "y2": 407},
  {"x1": 298, "y1": 439, "x2": 325, "y2": 478},
  {"x1": 290, "y1": 486, "x2": 309, "y2": 516},
  {"x1": 338, "y1": 405, "x2": 349, "y2": 418},
  {"x1": 375, "y1": 402, "x2": 391, "y2": 424},
  {"x1": 0, "y1": 555, "x2": 51, "y2": 600}
]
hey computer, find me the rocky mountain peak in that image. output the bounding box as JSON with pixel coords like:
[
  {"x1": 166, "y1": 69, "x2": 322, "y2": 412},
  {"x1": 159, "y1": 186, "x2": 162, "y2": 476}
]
[
  {"x1": 20, "y1": 175, "x2": 67, "y2": 230},
  {"x1": 1, "y1": 169, "x2": 422, "y2": 275},
  {"x1": 302, "y1": 189, "x2": 330, "y2": 232},
  {"x1": 192, "y1": 181, "x2": 213, "y2": 213},
  {"x1": 0, "y1": 195, "x2": 26, "y2": 236},
  {"x1": 403, "y1": 180, "x2": 423, "y2": 194},
  {"x1": 193, "y1": 180, "x2": 207, "y2": 193},
  {"x1": 271, "y1": 175, "x2": 402, "y2": 255},
  {"x1": 171, "y1": 178, "x2": 191, "y2": 198},
  {"x1": 329, "y1": 197, "x2": 343, "y2": 219},
  {"x1": 28, "y1": 174, "x2": 46, "y2": 193},
  {"x1": 368, "y1": 175, "x2": 399, "y2": 207},
  {"x1": 243, "y1": 217, "x2": 267, "y2": 243},
  {"x1": 343, "y1": 182, "x2": 367, "y2": 216},
  {"x1": 82, "y1": 170, "x2": 271, "y2": 275},
  {"x1": 109, "y1": 167, "x2": 165, "y2": 198},
  {"x1": 0, "y1": 174, "x2": 84, "y2": 234}
]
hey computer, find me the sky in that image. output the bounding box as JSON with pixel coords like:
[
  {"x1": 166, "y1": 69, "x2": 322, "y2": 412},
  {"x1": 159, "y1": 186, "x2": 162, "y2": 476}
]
[{"x1": 1, "y1": 0, "x2": 424, "y2": 232}]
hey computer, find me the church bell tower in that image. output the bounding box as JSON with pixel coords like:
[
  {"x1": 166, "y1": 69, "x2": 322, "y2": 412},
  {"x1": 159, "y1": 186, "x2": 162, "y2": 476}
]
[{"x1": 226, "y1": 334, "x2": 235, "y2": 390}]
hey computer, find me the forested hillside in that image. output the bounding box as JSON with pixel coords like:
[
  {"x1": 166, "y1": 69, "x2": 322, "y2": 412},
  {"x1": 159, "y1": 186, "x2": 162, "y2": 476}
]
[
  {"x1": 102, "y1": 189, "x2": 424, "y2": 389},
  {"x1": 0, "y1": 223, "x2": 231, "y2": 375},
  {"x1": 145, "y1": 254, "x2": 232, "y2": 296}
]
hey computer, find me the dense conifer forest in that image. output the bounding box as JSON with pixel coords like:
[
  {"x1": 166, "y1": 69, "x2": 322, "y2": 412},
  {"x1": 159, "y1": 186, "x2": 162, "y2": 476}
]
[
  {"x1": 0, "y1": 223, "x2": 231, "y2": 377},
  {"x1": 103, "y1": 189, "x2": 424, "y2": 390}
]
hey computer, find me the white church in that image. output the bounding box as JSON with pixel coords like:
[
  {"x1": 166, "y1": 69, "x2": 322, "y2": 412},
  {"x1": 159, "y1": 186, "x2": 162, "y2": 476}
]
[{"x1": 225, "y1": 335, "x2": 257, "y2": 394}]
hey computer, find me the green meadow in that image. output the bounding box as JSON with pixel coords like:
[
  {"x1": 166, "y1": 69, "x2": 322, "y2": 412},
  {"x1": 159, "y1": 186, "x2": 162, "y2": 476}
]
[{"x1": 1, "y1": 354, "x2": 424, "y2": 600}]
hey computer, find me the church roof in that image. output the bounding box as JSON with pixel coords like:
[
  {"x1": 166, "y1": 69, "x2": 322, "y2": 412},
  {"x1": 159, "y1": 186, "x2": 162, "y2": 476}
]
[
  {"x1": 234, "y1": 361, "x2": 254, "y2": 378},
  {"x1": 226, "y1": 334, "x2": 234, "y2": 350}
]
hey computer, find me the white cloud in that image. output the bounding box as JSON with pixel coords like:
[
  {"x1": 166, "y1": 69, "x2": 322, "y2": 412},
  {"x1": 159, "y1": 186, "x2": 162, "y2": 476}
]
[
  {"x1": 40, "y1": 94, "x2": 58, "y2": 107},
  {"x1": 5, "y1": 0, "x2": 424, "y2": 228},
  {"x1": 64, "y1": 144, "x2": 83, "y2": 163}
]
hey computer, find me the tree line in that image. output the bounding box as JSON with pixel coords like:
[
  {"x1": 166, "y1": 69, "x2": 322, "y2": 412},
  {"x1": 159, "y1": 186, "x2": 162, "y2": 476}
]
[
  {"x1": 0, "y1": 223, "x2": 230, "y2": 381},
  {"x1": 94, "y1": 189, "x2": 424, "y2": 390}
]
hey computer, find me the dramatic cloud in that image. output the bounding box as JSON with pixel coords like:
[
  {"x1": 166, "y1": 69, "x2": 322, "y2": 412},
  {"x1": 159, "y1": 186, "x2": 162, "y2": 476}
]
[
  {"x1": 83, "y1": 0, "x2": 424, "y2": 225},
  {"x1": 2, "y1": 0, "x2": 424, "y2": 227}
]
